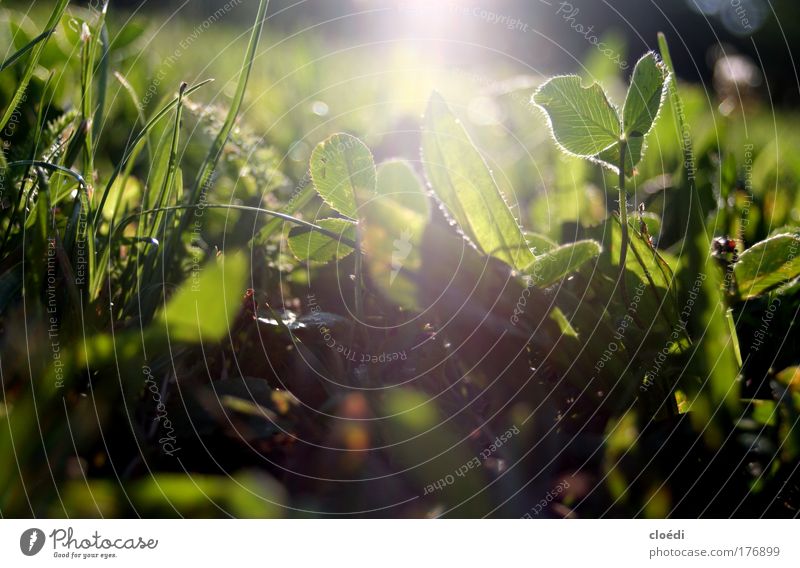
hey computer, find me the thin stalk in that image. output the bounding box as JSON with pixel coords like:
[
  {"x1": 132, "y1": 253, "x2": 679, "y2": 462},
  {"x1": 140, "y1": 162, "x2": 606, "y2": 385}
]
[
  {"x1": 618, "y1": 138, "x2": 630, "y2": 305},
  {"x1": 114, "y1": 203, "x2": 358, "y2": 249},
  {"x1": 350, "y1": 228, "x2": 369, "y2": 386},
  {"x1": 91, "y1": 78, "x2": 214, "y2": 228},
  {"x1": 353, "y1": 228, "x2": 365, "y2": 344},
  {"x1": 354, "y1": 232, "x2": 364, "y2": 319},
  {"x1": 93, "y1": 9, "x2": 110, "y2": 142},
  {"x1": 79, "y1": 23, "x2": 95, "y2": 184},
  {"x1": 177, "y1": 0, "x2": 270, "y2": 237},
  {"x1": 146, "y1": 83, "x2": 187, "y2": 243}
]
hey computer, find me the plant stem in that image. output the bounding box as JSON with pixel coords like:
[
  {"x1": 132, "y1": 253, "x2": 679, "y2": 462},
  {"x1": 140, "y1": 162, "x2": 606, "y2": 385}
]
[
  {"x1": 114, "y1": 203, "x2": 359, "y2": 248},
  {"x1": 354, "y1": 231, "x2": 364, "y2": 321},
  {"x1": 618, "y1": 139, "x2": 630, "y2": 304},
  {"x1": 351, "y1": 226, "x2": 366, "y2": 384}
]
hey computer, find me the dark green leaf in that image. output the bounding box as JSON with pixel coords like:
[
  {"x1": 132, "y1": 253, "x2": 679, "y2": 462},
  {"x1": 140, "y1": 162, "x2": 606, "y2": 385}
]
[{"x1": 734, "y1": 233, "x2": 800, "y2": 299}]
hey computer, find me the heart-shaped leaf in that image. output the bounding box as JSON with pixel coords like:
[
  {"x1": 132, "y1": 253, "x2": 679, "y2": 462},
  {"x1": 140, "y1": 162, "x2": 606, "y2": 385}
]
[
  {"x1": 422, "y1": 92, "x2": 535, "y2": 271},
  {"x1": 532, "y1": 76, "x2": 621, "y2": 158},
  {"x1": 310, "y1": 133, "x2": 376, "y2": 219},
  {"x1": 534, "y1": 56, "x2": 667, "y2": 177},
  {"x1": 287, "y1": 218, "x2": 356, "y2": 263},
  {"x1": 734, "y1": 233, "x2": 800, "y2": 299},
  {"x1": 623, "y1": 52, "x2": 668, "y2": 140},
  {"x1": 597, "y1": 52, "x2": 668, "y2": 176}
]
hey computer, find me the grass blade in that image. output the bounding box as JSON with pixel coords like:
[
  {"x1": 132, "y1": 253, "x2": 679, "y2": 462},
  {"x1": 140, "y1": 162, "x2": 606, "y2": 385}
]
[
  {"x1": 658, "y1": 32, "x2": 740, "y2": 424},
  {"x1": 91, "y1": 78, "x2": 214, "y2": 227},
  {"x1": 0, "y1": 28, "x2": 55, "y2": 72},
  {"x1": 184, "y1": 0, "x2": 270, "y2": 213},
  {"x1": 0, "y1": 0, "x2": 69, "y2": 132}
]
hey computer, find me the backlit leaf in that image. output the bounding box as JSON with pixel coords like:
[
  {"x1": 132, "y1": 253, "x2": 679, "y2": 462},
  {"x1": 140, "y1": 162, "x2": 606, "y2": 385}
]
[
  {"x1": 288, "y1": 218, "x2": 356, "y2": 263},
  {"x1": 422, "y1": 92, "x2": 534, "y2": 271},
  {"x1": 310, "y1": 133, "x2": 376, "y2": 218},
  {"x1": 526, "y1": 240, "x2": 602, "y2": 287},
  {"x1": 532, "y1": 76, "x2": 621, "y2": 157},
  {"x1": 623, "y1": 52, "x2": 668, "y2": 139}
]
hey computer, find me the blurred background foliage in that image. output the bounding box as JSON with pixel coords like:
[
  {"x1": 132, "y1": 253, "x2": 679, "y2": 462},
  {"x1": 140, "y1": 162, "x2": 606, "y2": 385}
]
[{"x1": 0, "y1": 0, "x2": 799, "y2": 518}]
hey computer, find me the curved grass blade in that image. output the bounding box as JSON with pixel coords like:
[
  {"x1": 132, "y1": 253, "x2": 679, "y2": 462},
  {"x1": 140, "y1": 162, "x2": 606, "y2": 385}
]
[
  {"x1": 6, "y1": 160, "x2": 87, "y2": 191},
  {"x1": 0, "y1": 27, "x2": 55, "y2": 72}
]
